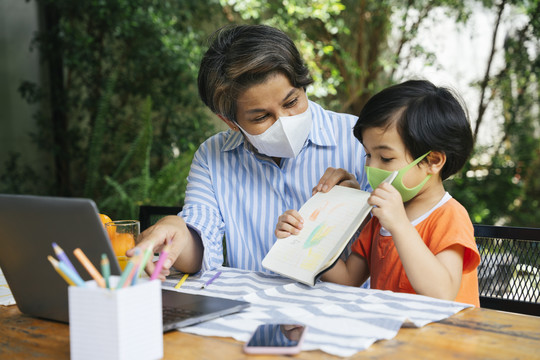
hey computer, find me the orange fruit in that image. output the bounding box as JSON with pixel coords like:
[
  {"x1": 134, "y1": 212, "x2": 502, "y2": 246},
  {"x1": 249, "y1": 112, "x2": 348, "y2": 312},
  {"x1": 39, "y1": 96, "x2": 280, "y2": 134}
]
[
  {"x1": 100, "y1": 213, "x2": 116, "y2": 237},
  {"x1": 99, "y1": 213, "x2": 135, "y2": 266},
  {"x1": 111, "y1": 233, "x2": 136, "y2": 257},
  {"x1": 99, "y1": 214, "x2": 136, "y2": 257},
  {"x1": 99, "y1": 213, "x2": 113, "y2": 226}
]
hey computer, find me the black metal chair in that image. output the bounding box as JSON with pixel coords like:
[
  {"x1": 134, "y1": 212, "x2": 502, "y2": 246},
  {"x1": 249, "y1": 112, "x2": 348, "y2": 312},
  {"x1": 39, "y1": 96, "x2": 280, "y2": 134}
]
[
  {"x1": 138, "y1": 205, "x2": 182, "y2": 232},
  {"x1": 474, "y1": 224, "x2": 540, "y2": 316}
]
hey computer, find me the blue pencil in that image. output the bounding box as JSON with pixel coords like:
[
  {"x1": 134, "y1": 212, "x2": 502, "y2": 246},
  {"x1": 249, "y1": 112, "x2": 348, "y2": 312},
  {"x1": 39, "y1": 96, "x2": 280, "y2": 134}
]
[
  {"x1": 57, "y1": 260, "x2": 86, "y2": 287},
  {"x1": 47, "y1": 256, "x2": 75, "y2": 286},
  {"x1": 116, "y1": 261, "x2": 134, "y2": 289}
]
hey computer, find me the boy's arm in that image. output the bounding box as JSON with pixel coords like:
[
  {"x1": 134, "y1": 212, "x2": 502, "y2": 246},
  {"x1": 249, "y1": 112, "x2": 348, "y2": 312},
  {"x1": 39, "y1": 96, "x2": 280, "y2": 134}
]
[
  {"x1": 392, "y1": 224, "x2": 464, "y2": 301},
  {"x1": 370, "y1": 183, "x2": 464, "y2": 301},
  {"x1": 321, "y1": 253, "x2": 370, "y2": 287}
]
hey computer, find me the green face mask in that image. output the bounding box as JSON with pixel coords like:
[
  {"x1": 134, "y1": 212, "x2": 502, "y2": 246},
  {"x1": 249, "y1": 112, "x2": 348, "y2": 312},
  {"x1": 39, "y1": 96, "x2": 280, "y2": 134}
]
[{"x1": 366, "y1": 151, "x2": 432, "y2": 202}]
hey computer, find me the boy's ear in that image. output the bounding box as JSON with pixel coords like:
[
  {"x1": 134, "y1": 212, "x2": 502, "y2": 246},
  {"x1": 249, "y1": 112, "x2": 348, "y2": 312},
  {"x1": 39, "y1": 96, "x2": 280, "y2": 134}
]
[
  {"x1": 217, "y1": 114, "x2": 240, "y2": 132},
  {"x1": 426, "y1": 151, "x2": 446, "y2": 174}
]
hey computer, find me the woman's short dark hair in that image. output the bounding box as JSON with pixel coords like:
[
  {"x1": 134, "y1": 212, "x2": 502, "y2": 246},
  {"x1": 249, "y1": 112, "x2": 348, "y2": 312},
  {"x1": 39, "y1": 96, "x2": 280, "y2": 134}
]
[
  {"x1": 353, "y1": 80, "x2": 474, "y2": 180},
  {"x1": 197, "y1": 24, "x2": 313, "y2": 122}
]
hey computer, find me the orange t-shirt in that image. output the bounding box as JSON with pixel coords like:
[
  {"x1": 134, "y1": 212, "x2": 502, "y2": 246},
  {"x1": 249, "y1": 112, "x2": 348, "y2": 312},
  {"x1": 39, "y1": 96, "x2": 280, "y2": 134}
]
[{"x1": 351, "y1": 195, "x2": 480, "y2": 306}]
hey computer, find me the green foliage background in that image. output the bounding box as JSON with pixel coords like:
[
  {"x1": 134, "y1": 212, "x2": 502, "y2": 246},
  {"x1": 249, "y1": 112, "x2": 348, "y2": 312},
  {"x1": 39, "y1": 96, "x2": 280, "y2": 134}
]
[{"x1": 3, "y1": 0, "x2": 539, "y2": 226}]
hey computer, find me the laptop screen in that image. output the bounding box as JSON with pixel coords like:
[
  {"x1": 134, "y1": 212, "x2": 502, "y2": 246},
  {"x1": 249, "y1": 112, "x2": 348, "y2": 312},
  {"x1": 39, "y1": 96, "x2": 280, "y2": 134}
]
[
  {"x1": 0, "y1": 194, "x2": 250, "y2": 330},
  {"x1": 0, "y1": 194, "x2": 121, "y2": 322}
]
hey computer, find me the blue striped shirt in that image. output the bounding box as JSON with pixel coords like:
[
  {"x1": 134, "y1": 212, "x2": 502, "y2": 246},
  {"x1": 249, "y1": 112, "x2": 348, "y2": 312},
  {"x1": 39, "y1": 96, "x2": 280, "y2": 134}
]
[{"x1": 180, "y1": 100, "x2": 369, "y2": 272}]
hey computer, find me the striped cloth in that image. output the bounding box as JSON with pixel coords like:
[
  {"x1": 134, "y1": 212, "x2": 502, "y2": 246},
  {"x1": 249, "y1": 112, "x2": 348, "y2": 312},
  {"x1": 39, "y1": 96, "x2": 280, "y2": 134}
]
[
  {"x1": 0, "y1": 267, "x2": 15, "y2": 306},
  {"x1": 163, "y1": 267, "x2": 472, "y2": 357},
  {"x1": 180, "y1": 100, "x2": 369, "y2": 273}
]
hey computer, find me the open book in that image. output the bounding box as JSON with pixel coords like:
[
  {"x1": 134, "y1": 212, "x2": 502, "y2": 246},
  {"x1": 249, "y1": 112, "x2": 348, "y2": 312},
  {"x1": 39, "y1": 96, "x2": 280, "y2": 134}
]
[{"x1": 262, "y1": 185, "x2": 373, "y2": 286}]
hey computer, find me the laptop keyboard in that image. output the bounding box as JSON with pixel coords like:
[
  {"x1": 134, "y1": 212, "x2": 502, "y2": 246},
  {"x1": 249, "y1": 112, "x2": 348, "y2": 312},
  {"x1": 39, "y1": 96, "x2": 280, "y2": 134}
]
[{"x1": 162, "y1": 306, "x2": 204, "y2": 324}]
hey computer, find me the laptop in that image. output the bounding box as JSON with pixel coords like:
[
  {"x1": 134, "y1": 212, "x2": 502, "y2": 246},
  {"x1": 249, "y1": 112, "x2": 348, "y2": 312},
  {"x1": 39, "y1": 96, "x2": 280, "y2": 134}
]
[{"x1": 0, "y1": 194, "x2": 249, "y2": 332}]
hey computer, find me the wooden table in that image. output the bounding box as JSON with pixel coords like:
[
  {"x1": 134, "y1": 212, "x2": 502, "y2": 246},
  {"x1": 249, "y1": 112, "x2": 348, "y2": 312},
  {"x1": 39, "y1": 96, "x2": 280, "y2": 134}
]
[{"x1": 1, "y1": 304, "x2": 539, "y2": 359}]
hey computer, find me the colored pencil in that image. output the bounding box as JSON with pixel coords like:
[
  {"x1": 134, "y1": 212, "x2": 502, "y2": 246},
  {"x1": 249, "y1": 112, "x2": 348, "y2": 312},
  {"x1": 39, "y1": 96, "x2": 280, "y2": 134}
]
[
  {"x1": 47, "y1": 255, "x2": 75, "y2": 286},
  {"x1": 124, "y1": 251, "x2": 142, "y2": 288},
  {"x1": 174, "y1": 273, "x2": 189, "y2": 289},
  {"x1": 150, "y1": 241, "x2": 171, "y2": 280},
  {"x1": 135, "y1": 242, "x2": 154, "y2": 283},
  {"x1": 56, "y1": 257, "x2": 86, "y2": 287},
  {"x1": 116, "y1": 261, "x2": 134, "y2": 289},
  {"x1": 128, "y1": 248, "x2": 143, "y2": 286},
  {"x1": 52, "y1": 242, "x2": 78, "y2": 274},
  {"x1": 200, "y1": 271, "x2": 222, "y2": 289},
  {"x1": 73, "y1": 248, "x2": 106, "y2": 288},
  {"x1": 100, "y1": 254, "x2": 111, "y2": 289}
]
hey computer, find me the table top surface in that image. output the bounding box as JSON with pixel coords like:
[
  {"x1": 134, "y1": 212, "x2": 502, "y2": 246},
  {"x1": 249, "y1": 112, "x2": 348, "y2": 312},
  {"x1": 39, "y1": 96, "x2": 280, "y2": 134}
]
[{"x1": 1, "y1": 304, "x2": 539, "y2": 359}]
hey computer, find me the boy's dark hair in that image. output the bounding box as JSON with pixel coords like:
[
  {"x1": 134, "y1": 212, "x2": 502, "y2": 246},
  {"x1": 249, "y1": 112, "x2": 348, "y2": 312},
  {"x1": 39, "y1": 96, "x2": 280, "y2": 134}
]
[
  {"x1": 198, "y1": 24, "x2": 313, "y2": 122},
  {"x1": 353, "y1": 80, "x2": 473, "y2": 180}
]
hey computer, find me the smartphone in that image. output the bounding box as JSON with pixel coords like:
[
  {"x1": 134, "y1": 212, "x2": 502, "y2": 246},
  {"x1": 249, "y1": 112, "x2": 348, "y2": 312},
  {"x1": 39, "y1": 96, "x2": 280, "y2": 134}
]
[{"x1": 243, "y1": 323, "x2": 307, "y2": 355}]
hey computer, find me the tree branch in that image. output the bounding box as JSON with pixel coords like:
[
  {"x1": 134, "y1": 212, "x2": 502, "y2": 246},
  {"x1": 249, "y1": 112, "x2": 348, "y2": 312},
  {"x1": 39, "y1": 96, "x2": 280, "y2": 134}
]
[{"x1": 474, "y1": 0, "x2": 506, "y2": 144}]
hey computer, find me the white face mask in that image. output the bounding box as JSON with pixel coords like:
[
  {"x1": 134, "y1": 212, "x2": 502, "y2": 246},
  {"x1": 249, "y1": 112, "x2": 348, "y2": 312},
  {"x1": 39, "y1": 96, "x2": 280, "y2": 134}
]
[{"x1": 237, "y1": 106, "x2": 312, "y2": 158}]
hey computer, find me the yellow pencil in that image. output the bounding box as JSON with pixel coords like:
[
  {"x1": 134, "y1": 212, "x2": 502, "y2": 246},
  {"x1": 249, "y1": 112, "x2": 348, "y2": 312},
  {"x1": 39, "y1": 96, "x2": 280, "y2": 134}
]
[
  {"x1": 47, "y1": 255, "x2": 76, "y2": 286},
  {"x1": 174, "y1": 273, "x2": 189, "y2": 289},
  {"x1": 73, "y1": 248, "x2": 106, "y2": 288}
]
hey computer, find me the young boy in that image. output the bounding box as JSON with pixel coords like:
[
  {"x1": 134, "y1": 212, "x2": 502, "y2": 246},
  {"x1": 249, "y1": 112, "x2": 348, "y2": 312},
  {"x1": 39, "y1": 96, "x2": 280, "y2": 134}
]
[{"x1": 275, "y1": 80, "x2": 480, "y2": 306}]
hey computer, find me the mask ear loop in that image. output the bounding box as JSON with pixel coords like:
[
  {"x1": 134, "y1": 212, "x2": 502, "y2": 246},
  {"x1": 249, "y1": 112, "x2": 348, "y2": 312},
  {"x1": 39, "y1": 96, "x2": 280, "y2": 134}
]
[{"x1": 397, "y1": 151, "x2": 432, "y2": 191}]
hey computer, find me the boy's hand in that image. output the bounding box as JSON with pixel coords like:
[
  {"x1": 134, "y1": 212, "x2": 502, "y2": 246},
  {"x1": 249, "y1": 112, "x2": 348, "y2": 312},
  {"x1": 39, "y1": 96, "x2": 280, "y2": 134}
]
[
  {"x1": 368, "y1": 183, "x2": 408, "y2": 233},
  {"x1": 274, "y1": 209, "x2": 304, "y2": 238}
]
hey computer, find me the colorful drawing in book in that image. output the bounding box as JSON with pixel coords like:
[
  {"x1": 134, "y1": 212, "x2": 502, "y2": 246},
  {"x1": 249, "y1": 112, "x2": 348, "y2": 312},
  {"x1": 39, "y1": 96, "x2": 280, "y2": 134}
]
[{"x1": 303, "y1": 223, "x2": 335, "y2": 249}]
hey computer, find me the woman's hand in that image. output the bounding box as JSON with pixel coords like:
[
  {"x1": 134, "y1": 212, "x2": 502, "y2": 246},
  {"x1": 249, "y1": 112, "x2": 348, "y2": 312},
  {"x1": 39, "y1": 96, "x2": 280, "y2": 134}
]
[
  {"x1": 126, "y1": 215, "x2": 203, "y2": 280},
  {"x1": 274, "y1": 210, "x2": 304, "y2": 238},
  {"x1": 312, "y1": 167, "x2": 360, "y2": 195}
]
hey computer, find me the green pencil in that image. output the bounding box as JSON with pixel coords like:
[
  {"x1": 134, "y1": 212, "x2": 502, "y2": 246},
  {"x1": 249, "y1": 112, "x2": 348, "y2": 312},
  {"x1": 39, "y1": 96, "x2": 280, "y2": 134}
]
[
  {"x1": 135, "y1": 241, "x2": 154, "y2": 282},
  {"x1": 100, "y1": 254, "x2": 111, "y2": 289}
]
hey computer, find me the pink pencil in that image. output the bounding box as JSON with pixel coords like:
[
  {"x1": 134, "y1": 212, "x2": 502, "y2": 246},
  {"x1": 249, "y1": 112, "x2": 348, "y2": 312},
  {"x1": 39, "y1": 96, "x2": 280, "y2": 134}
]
[{"x1": 150, "y1": 241, "x2": 171, "y2": 280}]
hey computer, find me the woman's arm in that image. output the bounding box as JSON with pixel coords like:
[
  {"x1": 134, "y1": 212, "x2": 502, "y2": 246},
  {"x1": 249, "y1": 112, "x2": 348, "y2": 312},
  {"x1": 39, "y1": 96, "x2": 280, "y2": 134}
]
[{"x1": 128, "y1": 215, "x2": 204, "y2": 279}]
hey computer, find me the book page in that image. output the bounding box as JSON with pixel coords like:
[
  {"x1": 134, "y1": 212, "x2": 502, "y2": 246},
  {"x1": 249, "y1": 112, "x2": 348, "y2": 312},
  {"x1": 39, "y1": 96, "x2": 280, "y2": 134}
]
[{"x1": 263, "y1": 186, "x2": 371, "y2": 285}]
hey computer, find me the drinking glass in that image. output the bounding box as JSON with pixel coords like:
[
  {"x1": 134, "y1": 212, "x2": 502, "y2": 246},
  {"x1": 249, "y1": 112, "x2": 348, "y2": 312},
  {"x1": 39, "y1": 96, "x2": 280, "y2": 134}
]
[{"x1": 105, "y1": 220, "x2": 140, "y2": 271}]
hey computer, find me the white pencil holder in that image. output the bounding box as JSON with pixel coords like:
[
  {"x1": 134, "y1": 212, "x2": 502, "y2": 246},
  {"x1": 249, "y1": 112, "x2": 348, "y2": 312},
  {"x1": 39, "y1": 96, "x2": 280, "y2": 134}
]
[{"x1": 68, "y1": 276, "x2": 163, "y2": 360}]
